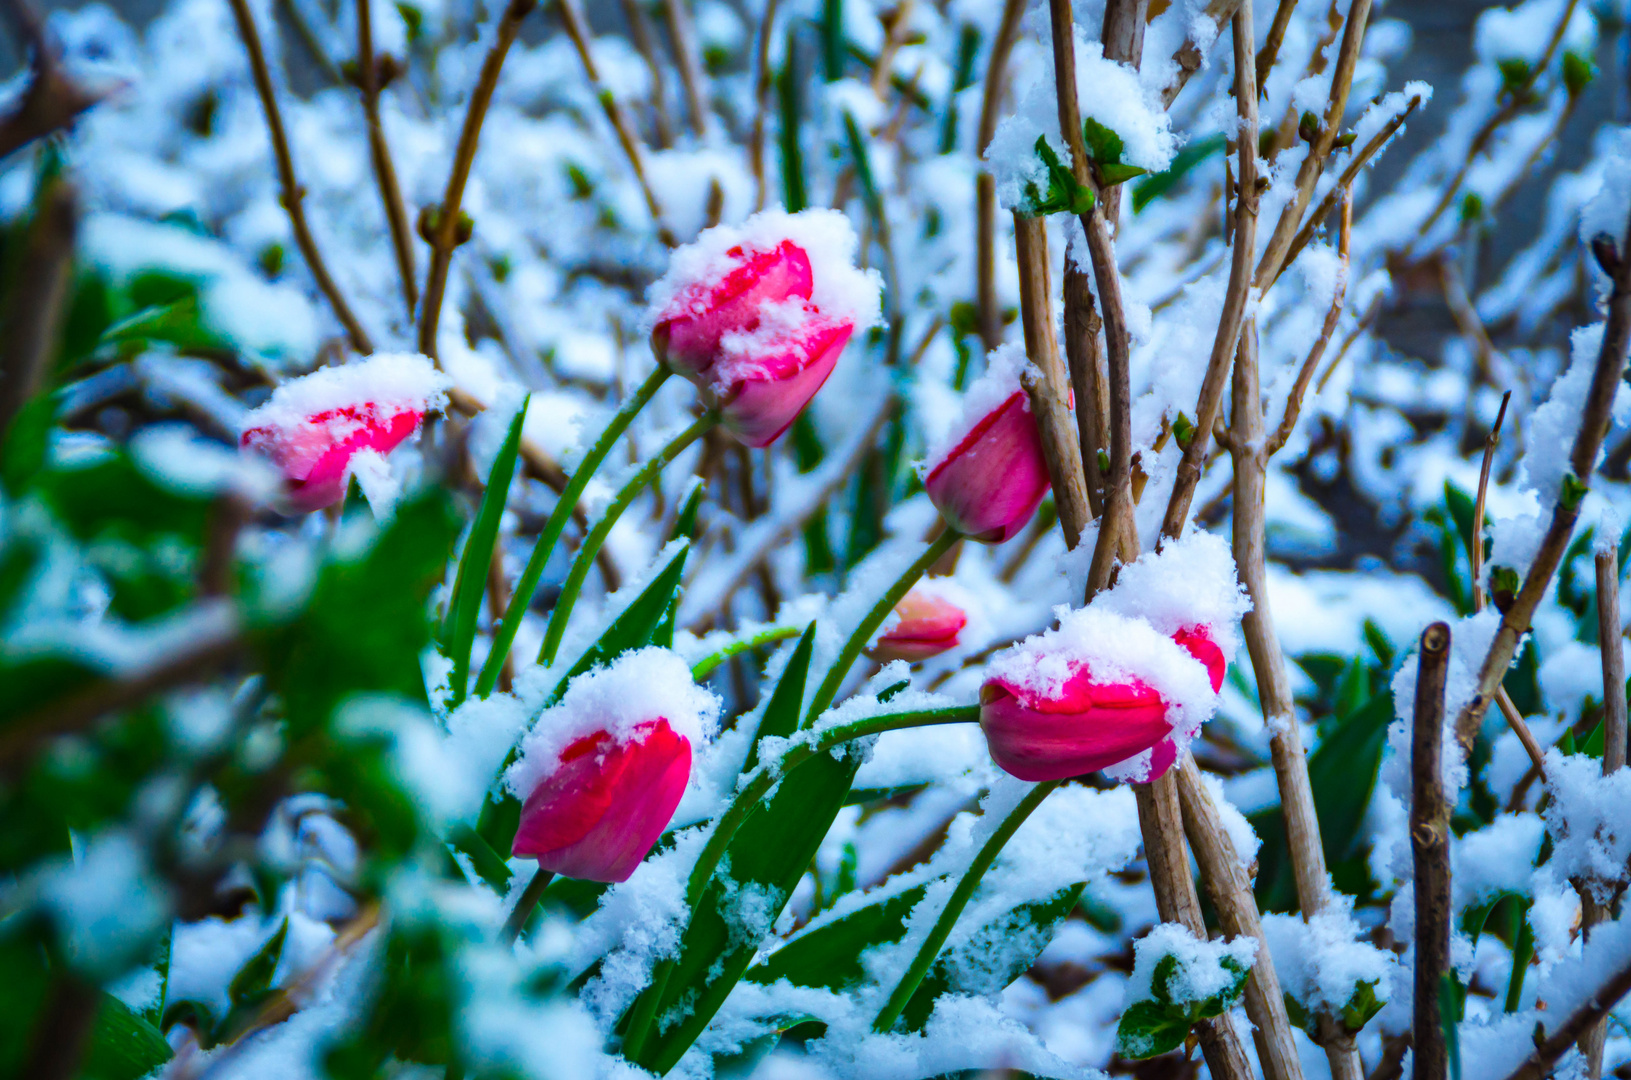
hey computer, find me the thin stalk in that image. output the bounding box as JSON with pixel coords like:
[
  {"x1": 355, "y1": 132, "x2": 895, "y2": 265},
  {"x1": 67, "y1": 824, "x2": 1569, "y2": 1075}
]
[
  {"x1": 476, "y1": 365, "x2": 671, "y2": 697},
  {"x1": 974, "y1": 0, "x2": 1026, "y2": 352},
  {"x1": 1598, "y1": 549, "x2": 1628, "y2": 774},
  {"x1": 1411, "y1": 622, "x2": 1453, "y2": 1080},
  {"x1": 870, "y1": 781, "x2": 1057, "y2": 1033},
  {"x1": 1159, "y1": 0, "x2": 1243, "y2": 109},
  {"x1": 355, "y1": 0, "x2": 418, "y2": 317},
  {"x1": 690, "y1": 624, "x2": 802, "y2": 681},
  {"x1": 500, "y1": 869, "x2": 555, "y2": 944},
  {"x1": 419, "y1": 0, "x2": 535, "y2": 358},
  {"x1": 748, "y1": 0, "x2": 781, "y2": 209},
  {"x1": 538, "y1": 410, "x2": 719, "y2": 666},
  {"x1": 660, "y1": 0, "x2": 711, "y2": 136},
  {"x1": 1471, "y1": 392, "x2": 1512, "y2": 611},
  {"x1": 803, "y1": 529, "x2": 961, "y2": 725},
  {"x1": 620, "y1": 0, "x2": 676, "y2": 148},
  {"x1": 226, "y1": 0, "x2": 373, "y2": 354}
]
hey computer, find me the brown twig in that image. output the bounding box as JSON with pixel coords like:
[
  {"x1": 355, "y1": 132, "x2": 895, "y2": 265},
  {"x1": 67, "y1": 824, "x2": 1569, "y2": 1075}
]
[
  {"x1": 418, "y1": 0, "x2": 536, "y2": 358},
  {"x1": 355, "y1": 0, "x2": 418, "y2": 318},
  {"x1": 0, "y1": 0, "x2": 101, "y2": 161},
  {"x1": 1012, "y1": 213, "x2": 1091, "y2": 547},
  {"x1": 974, "y1": 0, "x2": 1026, "y2": 352},
  {"x1": 1411, "y1": 0, "x2": 1579, "y2": 252},
  {"x1": 1599, "y1": 549, "x2": 1628, "y2": 775},
  {"x1": 0, "y1": 178, "x2": 76, "y2": 440},
  {"x1": 1158, "y1": 0, "x2": 1261, "y2": 543},
  {"x1": 1278, "y1": 93, "x2": 1422, "y2": 281},
  {"x1": 1095, "y1": 0, "x2": 1149, "y2": 228},
  {"x1": 660, "y1": 0, "x2": 712, "y2": 136},
  {"x1": 1159, "y1": 0, "x2": 1244, "y2": 110},
  {"x1": 1176, "y1": 754, "x2": 1306, "y2": 1080},
  {"x1": 227, "y1": 0, "x2": 374, "y2": 354},
  {"x1": 1471, "y1": 391, "x2": 1513, "y2": 611},
  {"x1": 1499, "y1": 951, "x2": 1631, "y2": 1080},
  {"x1": 1254, "y1": 0, "x2": 1300, "y2": 84},
  {"x1": 1410, "y1": 622, "x2": 1453, "y2": 1080},
  {"x1": 869, "y1": 0, "x2": 916, "y2": 100},
  {"x1": 1253, "y1": 0, "x2": 1372, "y2": 290},
  {"x1": 1266, "y1": 191, "x2": 1350, "y2": 457},
  {"x1": 620, "y1": 0, "x2": 676, "y2": 148},
  {"x1": 556, "y1": 0, "x2": 674, "y2": 248},
  {"x1": 748, "y1": 0, "x2": 781, "y2": 209},
  {"x1": 1135, "y1": 778, "x2": 1257, "y2": 1080},
  {"x1": 1063, "y1": 252, "x2": 1109, "y2": 519},
  {"x1": 1450, "y1": 216, "x2": 1631, "y2": 760}
]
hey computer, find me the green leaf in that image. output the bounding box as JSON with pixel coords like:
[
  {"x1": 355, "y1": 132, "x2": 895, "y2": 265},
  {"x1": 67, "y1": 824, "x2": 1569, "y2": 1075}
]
[
  {"x1": 1440, "y1": 971, "x2": 1465, "y2": 1080},
  {"x1": 1082, "y1": 117, "x2": 1147, "y2": 184},
  {"x1": 1563, "y1": 50, "x2": 1597, "y2": 96},
  {"x1": 228, "y1": 918, "x2": 288, "y2": 1010},
  {"x1": 897, "y1": 883, "x2": 1086, "y2": 1031},
  {"x1": 1341, "y1": 979, "x2": 1385, "y2": 1033},
  {"x1": 82, "y1": 991, "x2": 174, "y2": 1080},
  {"x1": 447, "y1": 823, "x2": 513, "y2": 893},
  {"x1": 1115, "y1": 999, "x2": 1192, "y2": 1059},
  {"x1": 1020, "y1": 137, "x2": 1095, "y2": 218},
  {"x1": 442, "y1": 398, "x2": 527, "y2": 708},
  {"x1": 744, "y1": 622, "x2": 816, "y2": 772},
  {"x1": 748, "y1": 883, "x2": 929, "y2": 991}
]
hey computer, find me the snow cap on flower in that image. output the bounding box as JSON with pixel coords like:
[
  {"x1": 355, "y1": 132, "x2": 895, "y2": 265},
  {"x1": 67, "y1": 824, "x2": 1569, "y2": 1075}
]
[
  {"x1": 505, "y1": 648, "x2": 720, "y2": 883},
  {"x1": 870, "y1": 586, "x2": 968, "y2": 663},
  {"x1": 239, "y1": 352, "x2": 450, "y2": 512},
  {"x1": 505, "y1": 647, "x2": 719, "y2": 804},
  {"x1": 921, "y1": 344, "x2": 1051, "y2": 543},
  {"x1": 1094, "y1": 530, "x2": 1252, "y2": 665},
  {"x1": 982, "y1": 606, "x2": 1217, "y2": 783}
]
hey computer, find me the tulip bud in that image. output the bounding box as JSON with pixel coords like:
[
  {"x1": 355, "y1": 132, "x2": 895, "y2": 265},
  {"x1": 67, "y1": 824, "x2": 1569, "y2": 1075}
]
[
  {"x1": 504, "y1": 648, "x2": 719, "y2": 883},
  {"x1": 1173, "y1": 626, "x2": 1226, "y2": 693},
  {"x1": 512, "y1": 719, "x2": 693, "y2": 882},
  {"x1": 651, "y1": 240, "x2": 814, "y2": 382},
  {"x1": 870, "y1": 588, "x2": 968, "y2": 663},
  {"x1": 922, "y1": 345, "x2": 1050, "y2": 543},
  {"x1": 713, "y1": 302, "x2": 853, "y2": 448},
  {"x1": 978, "y1": 607, "x2": 1218, "y2": 784},
  {"x1": 239, "y1": 352, "x2": 449, "y2": 512}
]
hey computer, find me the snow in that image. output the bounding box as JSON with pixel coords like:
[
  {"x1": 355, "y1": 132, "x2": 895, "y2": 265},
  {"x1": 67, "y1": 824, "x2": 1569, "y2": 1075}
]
[
  {"x1": 920, "y1": 342, "x2": 1036, "y2": 477},
  {"x1": 1263, "y1": 894, "x2": 1397, "y2": 1019},
  {"x1": 1542, "y1": 749, "x2": 1631, "y2": 903},
  {"x1": 1123, "y1": 922, "x2": 1256, "y2": 1007},
  {"x1": 239, "y1": 352, "x2": 451, "y2": 436},
  {"x1": 505, "y1": 647, "x2": 720, "y2": 803}
]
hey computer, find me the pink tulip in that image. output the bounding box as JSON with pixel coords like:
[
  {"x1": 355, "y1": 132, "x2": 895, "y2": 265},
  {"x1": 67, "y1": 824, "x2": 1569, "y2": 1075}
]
[
  {"x1": 1174, "y1": 626, "x2": 1227, "y2": 693},
  {"x1": 979, "y1": 665, "x2": 1174, "y2": 783},
  {"x1": 870, "y1": 589, "x2": 968, "y2": 663},
  {"x1": 924, "y1": 388, "x2": 1051, "y2": 542},
  {"x1": 713, "y1": 304, "x2": 853, "y2": 448},
  {"x1": 511, "y1": 719, "x2": 692, "y2": 883},
  {"x1": 651, "y1": 240, "x2": 814, "y2": 382},
  {"x1": 239, "y1": 353, "x2": 447, "y2": 512}
]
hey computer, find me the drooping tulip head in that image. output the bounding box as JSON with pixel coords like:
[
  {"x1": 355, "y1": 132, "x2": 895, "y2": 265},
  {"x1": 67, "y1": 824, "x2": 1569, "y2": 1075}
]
[
  {"x1": 978, "y1": 608, "x2": 1218, "y2": 785},
  {"x1": 870, "y1": 588, "x2": 968, "y2": 663},
  {"x1": 505, "y1": 648, "x2": 719, "y2": 883},
  {"x1": 239, "y1": 352, "x2": 449, "y2": 512},
  {"x1": 512, "y1": 719, "x2": 692, "y2": 882},
  {"x1": 922, "y1": 345, "x2": 1050, "y2": 543},
  {"x1": 646, "y1": 208, "x2": 881, "y2": 447}
]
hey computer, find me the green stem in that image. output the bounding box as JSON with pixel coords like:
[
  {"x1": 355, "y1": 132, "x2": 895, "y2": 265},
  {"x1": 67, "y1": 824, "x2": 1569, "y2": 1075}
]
[
  {"x1": 804, "y1": 528, "x2": 961, "y2": 727},
  {"x1": 870, "y1": 780, "x2": 1058, "y2": 1033},
  {"x1": 538, "y1": 410, "x2": 720, "y2": 666},
  {"x1": 1505, "y1": 900, "x2": 1535, "y2": 1012},
  {"x1": 690, "y1": 624, "x2": 803, "y2": 681},
  {"x1": 619, "y1": 702, "x2": 980, "y2": 1058},
  {"x1": 500, "y1": 868, "x2": 555, "y2": 945},
  {"x1": 475, "y1": 364, "x2": 671, "y2": 698}
]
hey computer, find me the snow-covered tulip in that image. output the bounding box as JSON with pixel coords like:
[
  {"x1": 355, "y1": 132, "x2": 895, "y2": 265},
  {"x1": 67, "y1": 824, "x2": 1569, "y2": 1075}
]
[
  {"x1": 504, "y1": 649, "x2": 719, "y2": 883},
  {"x1": 870, "y1": 588, "x2": 968, "y2": 663},
  {"x1": 713, "y1": 303, "x2": 853, "y2": 447},
  {"x1": 651, "y1": 239, "x2": 814, "y2": 382},
  {"x1": 978, "y1": 607, "x2": 1220, "y2": 784},
  {"x1": 511, "y1": 719, "x2": 692, "y2": 882},
  {"x1": 922, "y1": 347, "x2": 1050, "y2": 543},
  {"x1": 239, "y1": 353, "x2": 449, "y2": 512},
  {"x1": 646, "y1": 208, "x2": 881, "y2": 446}
]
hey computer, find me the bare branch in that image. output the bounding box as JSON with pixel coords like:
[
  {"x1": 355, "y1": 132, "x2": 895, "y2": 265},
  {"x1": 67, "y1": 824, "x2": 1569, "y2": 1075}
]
[
  {"x1": 1158, "y1": 0, "x2": 1243, "y2": 110},
  {"x1": 1253, "y1": 0, "x2": 1300, "y2": 84},
  {"x1": 1599, "y1": 549, "x2": 1628, "y2": 775},
  {"x1": 0, "y1": 0, "x2": 101, "y2": 161},
  {"x1": 1266, "y1": 191, "x2": 1350, "y2": 457},
  {"x1": 660, "y1": 0, "x2": 712, "y2": 136},
  {"x1": 418, "y1": 0, "x2": 537, "y2": 358},
  {"x1": 227, "y1": 0, "x2": 374, "y2": 354},
  {"x1": 0, "y1": 178, "x2": 76, "y2": 440},
  {"x1": 975, "y1": 0, "x2": 1026, "y2": 352},
  {"x1": 1410, "y1": 622, "x2": 1454, "y2": 1080},
  {"x1": 355, "y1": 0, "x2": 419, "y2": 318}
]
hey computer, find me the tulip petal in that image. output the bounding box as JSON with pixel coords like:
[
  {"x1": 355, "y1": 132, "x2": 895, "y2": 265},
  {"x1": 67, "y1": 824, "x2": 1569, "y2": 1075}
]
[
  {"x1": 717, "y1": 317, "x2": 852, "y2": 448},
  {"x1": 923, "y1": 390, "x2": 1051, "y2": 543},
  {"x1": 653, "y1": 241, "x2": 814, "y2": 382},
  {"x1": 979, "y1": 677, "x2": 1172, "y2": 783}
]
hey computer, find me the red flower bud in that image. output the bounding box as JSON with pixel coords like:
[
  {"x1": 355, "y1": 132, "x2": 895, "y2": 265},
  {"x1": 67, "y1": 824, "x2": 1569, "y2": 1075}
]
[
  {"x1": 239, "y1": 353, "x2": 448, "y2": 512},
  {"x1": 651, "y1": 240, "x2": 814, "y2": 382},
  {"x1": 713, "y1": 303, "x2": 853, "y2": 448},
  {"x1": 870, "y1": 588, "x2": 968, "y2": 663},
  {"x1": 979, "y1": 667, "x2": 1173, "y2": 783},
  {"x1": 924, "y1": 387, "x2": 1051, "y2": 543},
  {"x1": 511, "y1": 718, "x2": 692, "y2": 883}
]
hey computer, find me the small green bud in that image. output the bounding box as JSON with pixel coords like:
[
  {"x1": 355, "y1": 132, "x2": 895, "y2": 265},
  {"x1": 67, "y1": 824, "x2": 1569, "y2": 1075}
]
[
  {"x1": 1563, "y1": 51, "x2": 1597, "y2": 98},
  {"x1": 1172, "y1": 412, "x2": 1195, "y2": 451},
  {"x1": 1562, "y1": 471, "x2": 1588, "y2": 510},
  {"x1": 1298, "y1": 111, "x2": 1321, "y2": 143}
]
